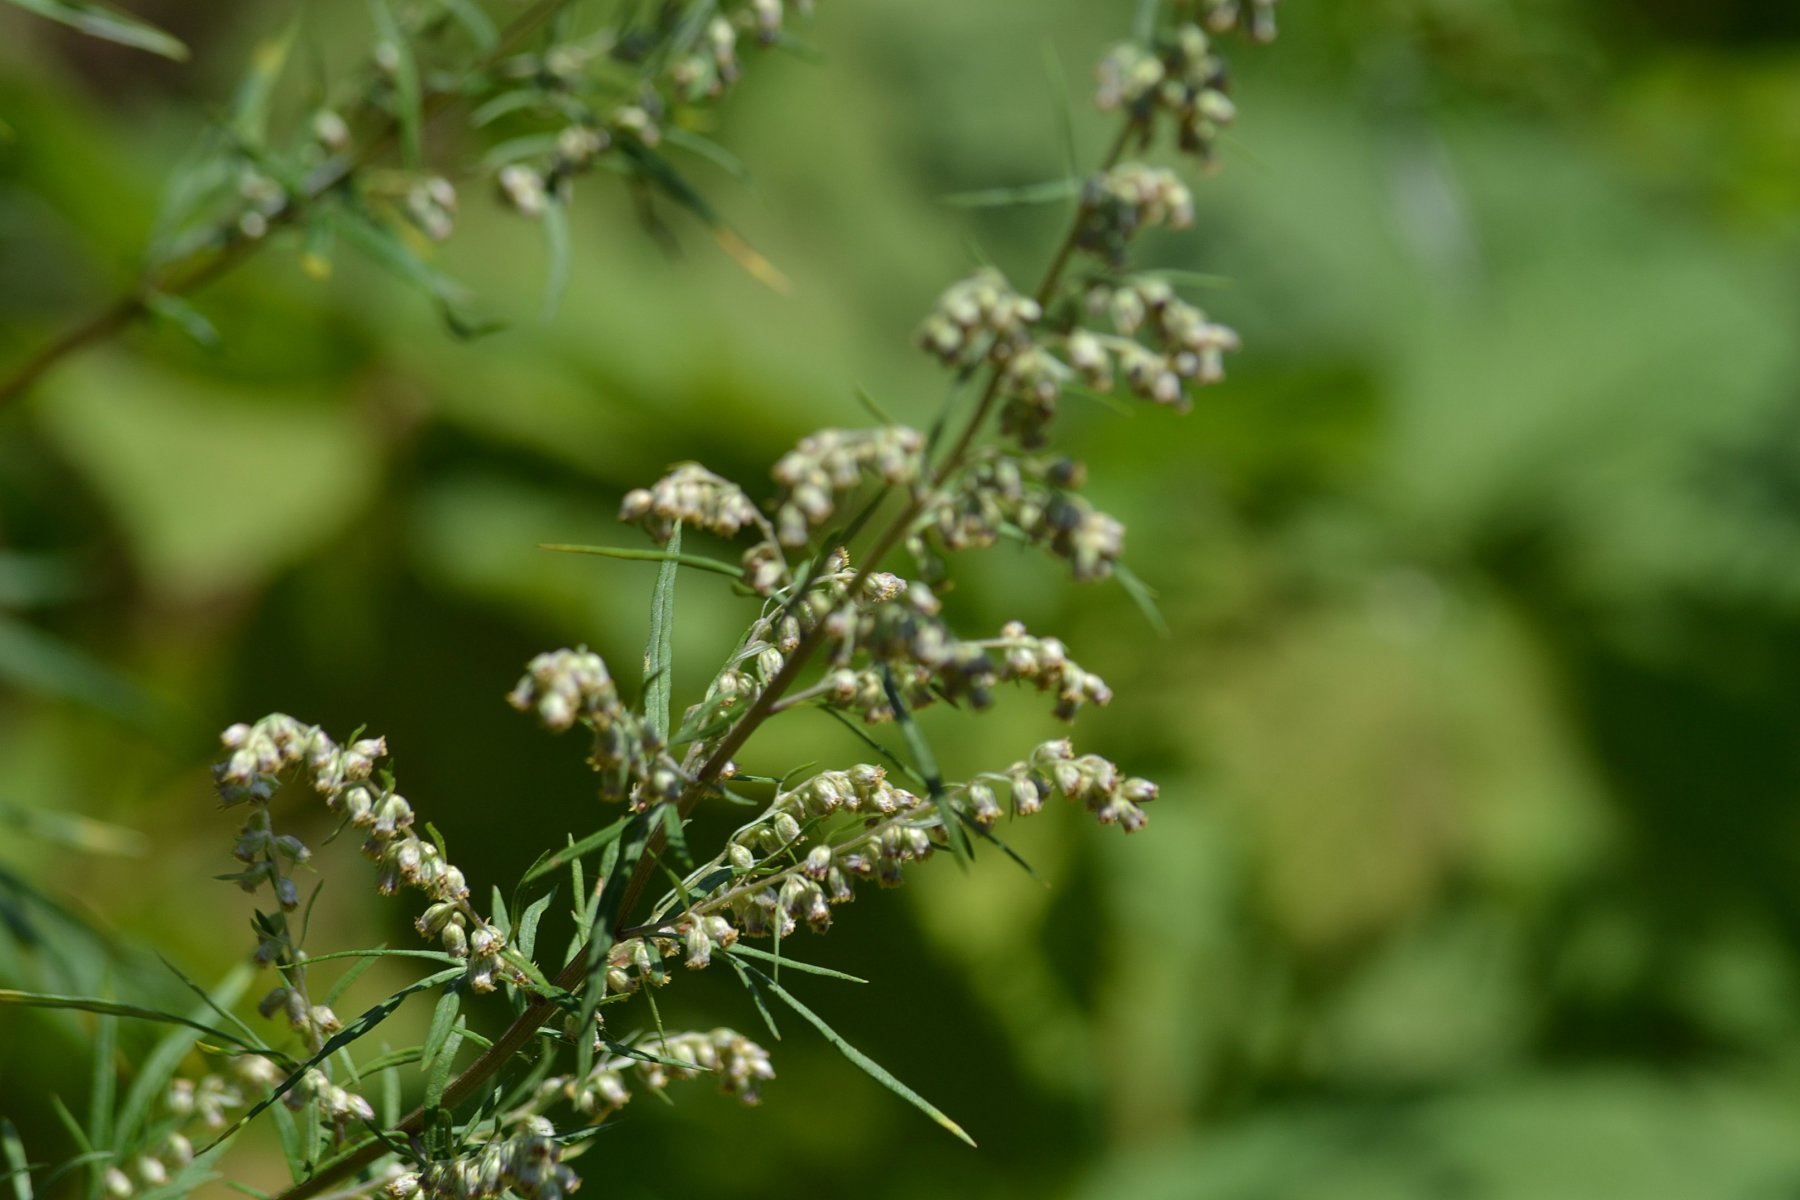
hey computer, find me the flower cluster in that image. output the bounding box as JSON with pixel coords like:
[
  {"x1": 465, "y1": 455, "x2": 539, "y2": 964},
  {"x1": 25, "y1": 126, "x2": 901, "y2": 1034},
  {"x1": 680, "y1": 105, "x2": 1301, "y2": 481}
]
[
  {"x1": 917, "y1": 268, "x2": 1044, "y2": 371},
  {"x1": 388, "y1": 1117, "x2": 578, "y2": 1200},
  {"x1": 536, "y1": 1027, "x2": 774, "y2": 1121},
  {"x1": 507, "y1": 649, "x2": 686, "y2": 809},
  {"x1": 770, "y1": 426, "x2": 925, "y2": 547},
  {"x1": 1097, "y1": 21, "x2": 1240, "y2": 163},
  {"x1": 215, "y1": 716, "x2": 517, "y2": 993},
  {"x1": 99, "y1": 1058, "x2": 284, "y2": 1199},
  {"x1": 912, "y1": 452, "x2": 1128, "y2": 581},
  {"x1": 1075, "y1": 164, "x2": 1195, "y2": 265},
  {"x1": 1084, "y1": 277, "x2": 1241, "y2": 407},
  {"x1": 619, "y1": 463, "x2": 763, "y2": 544},
  {"x1": 489, "y1": 2, "x2": 820, "y2": 218},
  {"x1": 658, "y1": 740, "x2": 1155, "y2": 953}
]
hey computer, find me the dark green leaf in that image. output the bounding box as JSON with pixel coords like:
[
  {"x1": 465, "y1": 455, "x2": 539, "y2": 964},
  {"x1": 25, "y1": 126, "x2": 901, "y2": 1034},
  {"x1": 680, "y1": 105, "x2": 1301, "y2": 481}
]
[
  {"x1": 748, "y1": 965, "x2": 976, "y2": 1146},
  {"x1": 420, "y1": 988, "x2": 461, "y2": 1075},
  {"x1": 369, "y1": 0, "x2": 422, "y2": 167},
  {"x1": 196, "y1": 968, "x2": 463, "y2": 1155},
  {"x1": 116, "y1": 965, "x2": 254, "y2": 1153},
  {"x1": 725, "y1": 944, "x2": 866, "y2": 983},
  {"x1": 3, "y1": 0, "x2": 187, "y2": 60},
  {"x1": 523, "y1": 816, "x2": 630, "y2": 884},
  {"x1": 1, "y1": 1120, "x2": 32, "y2": 1200},
  {"x1": 881, "y1": 666, "x2": 970, "y2": 865}
]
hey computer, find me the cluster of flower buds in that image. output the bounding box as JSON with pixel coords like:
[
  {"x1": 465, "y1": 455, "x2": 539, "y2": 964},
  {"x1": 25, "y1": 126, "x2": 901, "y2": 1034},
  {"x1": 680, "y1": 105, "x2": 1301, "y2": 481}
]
[
  {"x1": 989, "y1": 621, "x2": 1114, "y2": 720},
  {"x1": 770, "y1": 425, "x2": 924, "y2": 547},
  {"x1": 235, "y1": 168, "x2": 286, "y2": 241},
  {"x1": 599, "y1": 933, "x2": 677, "y2": 996},
  {"x1": 98, "y1": 1058, "x2": 282, "y2": 1196},
  {"x1": 535, "y1": 1025, "x2": 773, "y2": 1125},
  {"x1": 1019, "y1": 739, "x2": 1157, "y2": 831},
  {"x1": 1075, "y1": 164, "x2": 1195, "y2": 265},
  {"x1": 1084, "y1": 278, "x2": 1241, "y2": 408},
  {"x1": 917, "y1": 267, "x2": 1043, "y2": 372},
  {"x1": 215, "y1": 717, "x2": 516, "y2": 993},
  {"x1": 257, "y1": 982, "x2": 343, "y2": 1054},
  {"x1": 404, "y1": 176, "x2": 457, "y2": 243},
  {"x1": 619, "y1": 462, "x2": 763, "y2": 544},
  {"x1": 672, "y1": 17, "x2": 741, "y2": 101},
  {"x1": 1190, "y1": 0, "x2": 1278, "y2": 41},
  {"x1": 637, "y1": 1029, "x2": 776, "y2": 1102},
  {"x1": 824, "y1": 580, "x2": 998, "y2": 708},
  {"x1": 388, "y1": 1117, "x2": 579, "y2": 1200},
  {"x1": 915, "y1": 454, "x2": 1127, "y2": 582},
  {"x1": 287, "y1": 1067, "x2": 376, "y2": 1124},
  {"x1": 1096, "y1": 21, "x2": 1238, "y2": 163},
  {"x1": 508, "y1": 648, "x2": 687, "y2": 809}
]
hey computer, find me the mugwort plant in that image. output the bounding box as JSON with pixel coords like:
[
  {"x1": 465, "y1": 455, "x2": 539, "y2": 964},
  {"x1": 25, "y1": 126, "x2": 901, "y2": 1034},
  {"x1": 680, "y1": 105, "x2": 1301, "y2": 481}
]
[{"x1": 0, "y1": 1, "x2": 1276, "y2": 1197}]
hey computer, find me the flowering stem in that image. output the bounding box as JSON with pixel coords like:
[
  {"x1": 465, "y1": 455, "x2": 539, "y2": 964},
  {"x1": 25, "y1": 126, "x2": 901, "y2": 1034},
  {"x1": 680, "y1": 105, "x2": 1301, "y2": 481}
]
[
  {"x1": 0, "y1": 0, "x2": 575, "y2": 410},
  {"x1": 263, "y1": 110, "x2": 1142, "y2": 1200}
]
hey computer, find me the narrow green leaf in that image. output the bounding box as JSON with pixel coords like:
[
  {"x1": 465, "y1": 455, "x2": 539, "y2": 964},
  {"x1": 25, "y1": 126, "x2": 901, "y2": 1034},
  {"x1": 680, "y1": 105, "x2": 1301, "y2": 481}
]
[
  {"x1": 0, "y1": 615, "x2": 167, "y2": 730},
  {"x1": 661, "y1": 126, "x2": 749, "y2": 181},
  {"x1": 490, "y1": 887, "x2": 510, "y2": 939},
  {"x1": 644, "y1": 524, "x2": 681, "y2": 738},
  {"x1": 1, "y1": 1120, "x2": 32, "y2": 1200},
  {"x1": 725, "y1": 956, "x2": 779, "y2": 1042},
  {"x1": 517, "y1": 890, "x2": 554, "y2": 962},
  {"x1": 154, "y1": 954, "x2": 265, "y2": 1048},
  {"x1": 815, "y1": 707, "x2": 927, "y2": 788},
  {"x1": 143, "y1": 292, "x2": 219, "y2": 350},
  {"x1": 369, "y1": 0, "x2": 422, "y2": 167},
  {"x1": 267, "y1": 1098, "x2": 302, "y2": 1183},
  {"x1": 116, "y1": 964, "x2": 254, "y2": 1152},
  {"x1": 725, "y1": 944, "x2": 866, "y2": 983},
  {"x1": 420, "y1": 989, "x2": 461, "y2": 1075},
  {"x1": 437, "y1": 0, "x2": 496, "y2": 48},
  {"x1": 231, "y1": 20, "x2": 298, "y2": 143},
  {"x1": 577, "y1": 812, "x2": 655, "y2": 1078},
  {"x1": 880, "y1": 666, "x2": 970, "y2": 866},
  {"x1": 523, "y1": 816, "x2": 630, "y2": 883},
  {"x1": 1041, "y1": 39, "x2": 1079, "y2": 177},
  {"x1": 303, "y1": 947, "x2": 463, "y2": 967},
  {"x1": 196, "y1": 968, "x2": 462, "y2": 1155},
  {"x1": 941, "y1": 178, "x2": 1080, "y2": 209},
  {"x1": 1133, "y1": 0, "x2": 1159, "y2": 43},
  {"x1": 539, "y1": 543, "x2": 745, "y2": 579},
  {"x1": 3, "y1": 0, "x2": 188, "y2": 59},
  {"x1": 83, "y1": 1009, "x2": 115, "y2": 1200},
  {"x1": 541, "y1": 196, "x2": 572, "y2": 320},
  {"x1": 655, "y1": 805, "x2": 691, "y2": 871},
  {"x1": 1113, "y1": 562, "x2": 1171, "y2": 638},
  {"x1": 0, "y1": 803, "x2": 146, "y2": 857},
  {"x1": 423, "y1": 1017, "x2": 465, "y2": 1113},
  {"x1": 747, "y1": 965, "x2": 976, "y2": 1147}
]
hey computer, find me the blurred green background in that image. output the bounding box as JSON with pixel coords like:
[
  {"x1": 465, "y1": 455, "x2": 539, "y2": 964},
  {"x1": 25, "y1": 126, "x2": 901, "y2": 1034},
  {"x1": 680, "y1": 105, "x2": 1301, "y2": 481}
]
[{"x1": 6, "y1": 0, "x2": 1800, "y2": 1196}]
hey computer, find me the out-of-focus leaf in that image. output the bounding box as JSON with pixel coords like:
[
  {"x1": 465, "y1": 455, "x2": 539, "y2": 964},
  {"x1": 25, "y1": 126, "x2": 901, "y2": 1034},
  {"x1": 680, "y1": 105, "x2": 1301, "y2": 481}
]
[
  {"x1": 142, "y1": 291, "x2": 218, "y2": 349},
  {"x1": 230, "y1": 21, "x2": 298, "y2": 143},
  {"x1": 114, "y1": 964, "x2": 253, "y2": 1153},
  {"x1": 0, "y1": 615, "x2": 168, "y2": 731},
  {"x1": 3, "y1": 0, "x2": 187, "y2": 60},
  {"x1": 0, "y1": 802, "x2": 146, "y2": 857},
  {"x1": 2, "y1": 1118, "x2": 33, "y2": 1200},
  {"x1": 541, "y1": 195, "x2": 571, "y2": 320},
  {"x1": 0, "y1": 991, "x2": 267, "y2": 1052},
  {"x1": 369, "y1": 0, "x2": 422, "y2": 167}
]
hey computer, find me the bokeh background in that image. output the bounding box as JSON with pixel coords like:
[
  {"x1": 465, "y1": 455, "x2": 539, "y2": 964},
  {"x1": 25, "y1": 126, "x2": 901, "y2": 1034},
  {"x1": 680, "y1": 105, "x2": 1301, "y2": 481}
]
[{"x1": 5, "y1": 0, "x2": 1800, "y2": 1196}]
